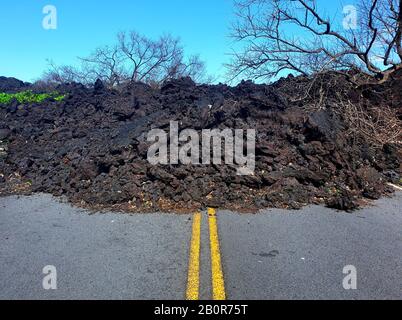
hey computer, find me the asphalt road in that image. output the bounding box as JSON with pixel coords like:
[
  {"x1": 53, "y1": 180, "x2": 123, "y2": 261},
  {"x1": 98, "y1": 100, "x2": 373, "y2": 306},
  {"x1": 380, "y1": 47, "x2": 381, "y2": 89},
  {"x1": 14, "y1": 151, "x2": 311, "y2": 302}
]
[{"x1": 0, "y1": 192, "x2": 401, "y2": 300}]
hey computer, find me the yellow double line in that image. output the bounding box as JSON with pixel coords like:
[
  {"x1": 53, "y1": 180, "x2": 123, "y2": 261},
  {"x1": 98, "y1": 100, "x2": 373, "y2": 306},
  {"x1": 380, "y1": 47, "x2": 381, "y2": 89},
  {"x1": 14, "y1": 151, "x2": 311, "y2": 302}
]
[{"x1": 186, "y1": 208, "x2": 226, "y2": 300}]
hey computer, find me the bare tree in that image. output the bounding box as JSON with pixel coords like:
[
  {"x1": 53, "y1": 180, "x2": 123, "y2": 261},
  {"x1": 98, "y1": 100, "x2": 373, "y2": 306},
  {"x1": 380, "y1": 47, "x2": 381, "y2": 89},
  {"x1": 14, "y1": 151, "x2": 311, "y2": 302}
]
[
  {"x1": 43, "y1": 46, "x2": 125, "y2": 86},
  {"x1": 118, "y1": 31, "x2": 179, "y2": 83},
  {"x1": 42, "y1": 31, "x2": 209, "y2": 87},
  {"x1": 79, "y1": 45, "x2": 125, "y2": 86},
  {"x1": 118, "y1": 31, "x2": 210, "y2": 84},
  {"x1": 228, "y1": 0, "x2": 402, "y2": 83},
  {"x1": 41, "y1": 60, "x2": 86, "y2": 84},
  {"x1": 165, "y1": 54, "x2": 208, "y2": 82}
]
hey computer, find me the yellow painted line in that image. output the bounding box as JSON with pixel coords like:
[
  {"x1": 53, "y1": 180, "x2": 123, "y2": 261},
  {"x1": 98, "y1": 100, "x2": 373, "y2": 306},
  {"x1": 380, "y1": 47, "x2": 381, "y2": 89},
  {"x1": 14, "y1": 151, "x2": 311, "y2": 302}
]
[
  {"x1": 208, "y1": 208, "x2": 226, "y2": 300},
  {"x1": 186, "y1": 212, "x2": 201, "y2": 300}
]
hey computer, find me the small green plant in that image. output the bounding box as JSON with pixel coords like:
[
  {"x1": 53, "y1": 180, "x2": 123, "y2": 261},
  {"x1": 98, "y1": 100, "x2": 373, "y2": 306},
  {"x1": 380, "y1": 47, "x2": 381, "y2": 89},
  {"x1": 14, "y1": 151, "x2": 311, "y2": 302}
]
[
  {"x1": 0, "y1": 90, "x2": 66, "y2": 105},
  {"x1": 54, "y1": 94, "x2": 66, "y2": 102},
  {"x1": 0, "y1": 93, "x2": 13, "y2": 104}
]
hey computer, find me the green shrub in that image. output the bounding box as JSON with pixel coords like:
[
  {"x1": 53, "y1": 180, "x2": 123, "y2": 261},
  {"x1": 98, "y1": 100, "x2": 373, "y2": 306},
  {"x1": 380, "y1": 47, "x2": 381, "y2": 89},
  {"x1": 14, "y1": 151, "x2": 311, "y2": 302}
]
[
  {"x1": 0, "y1": 90, "x2": 66, "y2": 105},
  {"x1": 0, "y1": 93, "x2": 13, "y2": 104}
]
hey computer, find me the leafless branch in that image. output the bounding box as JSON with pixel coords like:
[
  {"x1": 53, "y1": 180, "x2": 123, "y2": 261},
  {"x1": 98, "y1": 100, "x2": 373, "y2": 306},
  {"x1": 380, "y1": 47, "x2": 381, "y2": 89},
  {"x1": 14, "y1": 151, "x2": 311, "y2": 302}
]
[
  {"x1": 228, "y1": 0, "x2": 402, "y2": 83},
  {"x1": 41, "y1": 30, "x2": 209, "y2": 87}
]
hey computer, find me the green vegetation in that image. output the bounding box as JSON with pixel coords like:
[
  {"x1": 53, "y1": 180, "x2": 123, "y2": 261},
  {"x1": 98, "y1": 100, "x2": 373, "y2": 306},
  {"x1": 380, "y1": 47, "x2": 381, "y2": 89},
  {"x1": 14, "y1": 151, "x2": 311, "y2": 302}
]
[{"x1": 0, "y1": 90, "x2": 65, "y2": 105}]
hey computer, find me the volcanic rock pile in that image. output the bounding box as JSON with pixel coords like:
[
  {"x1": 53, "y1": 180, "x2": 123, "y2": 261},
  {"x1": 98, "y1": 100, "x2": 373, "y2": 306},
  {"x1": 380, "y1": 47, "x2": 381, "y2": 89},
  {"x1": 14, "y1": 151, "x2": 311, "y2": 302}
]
[{"x1": 0, "y1": 74, "x2": 400, "y2": 212}]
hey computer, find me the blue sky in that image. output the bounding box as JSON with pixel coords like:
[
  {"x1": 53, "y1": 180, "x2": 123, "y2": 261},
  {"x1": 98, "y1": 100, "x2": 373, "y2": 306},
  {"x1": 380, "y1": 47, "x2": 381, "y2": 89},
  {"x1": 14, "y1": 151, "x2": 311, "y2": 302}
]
[{"x1": 0, "y1": 0, "x2": 355, "y2": 83}]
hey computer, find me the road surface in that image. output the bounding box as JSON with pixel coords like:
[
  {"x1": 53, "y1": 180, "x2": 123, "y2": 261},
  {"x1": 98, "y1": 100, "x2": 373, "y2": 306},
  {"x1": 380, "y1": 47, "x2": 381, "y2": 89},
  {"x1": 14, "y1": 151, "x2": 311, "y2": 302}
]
[{"x1": 0, "y1": 192, "x2": 401, "y2": 299}]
